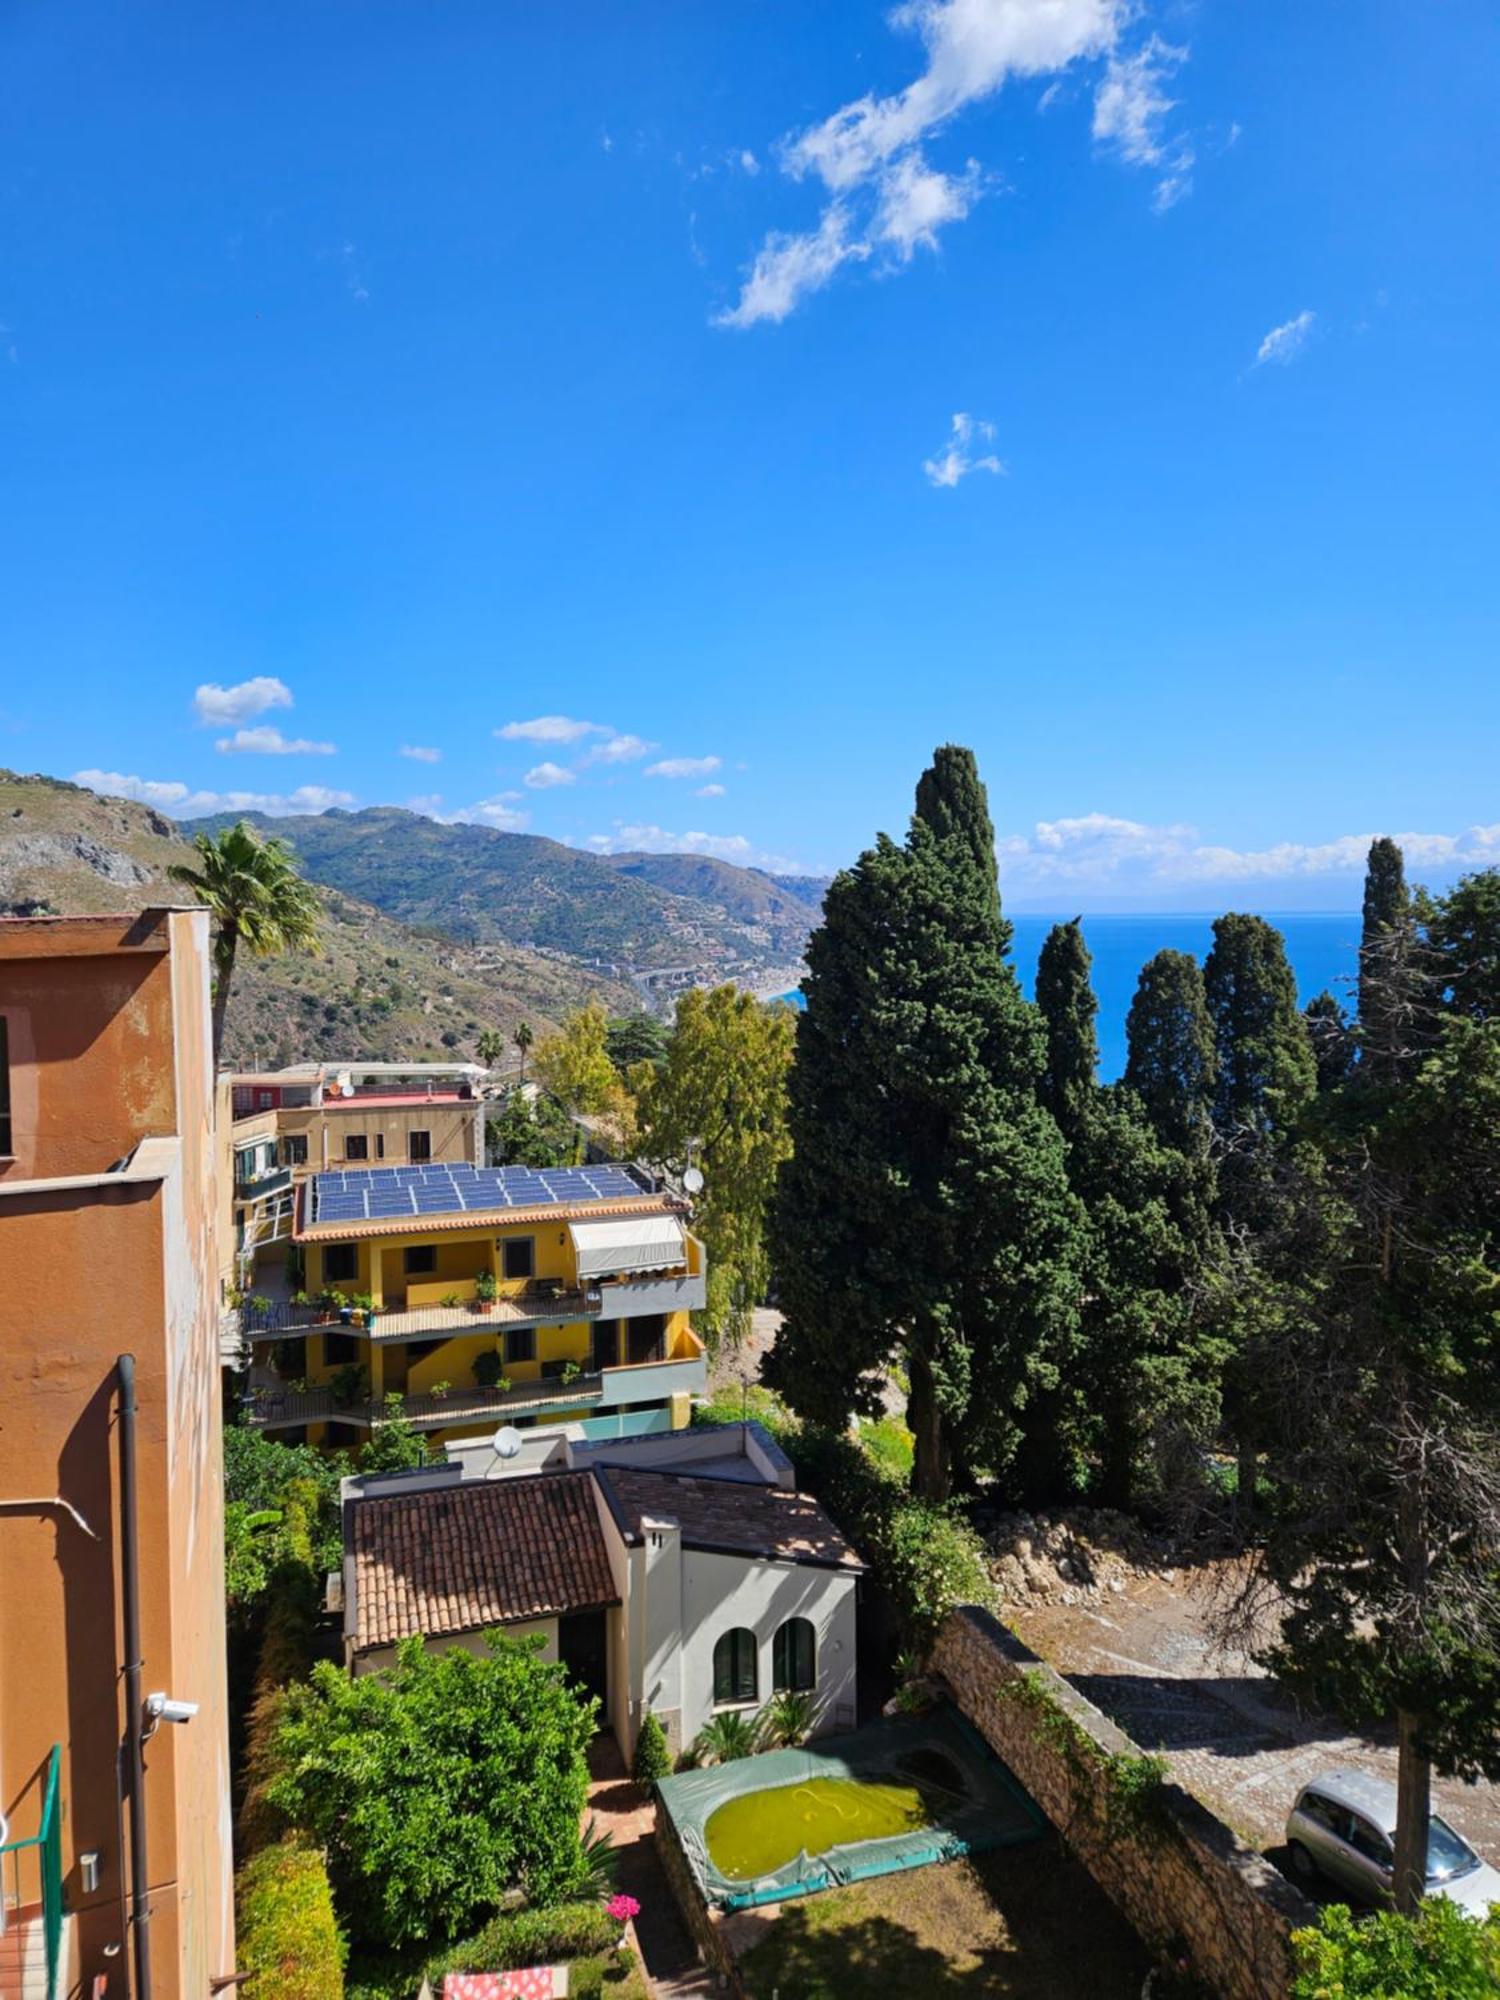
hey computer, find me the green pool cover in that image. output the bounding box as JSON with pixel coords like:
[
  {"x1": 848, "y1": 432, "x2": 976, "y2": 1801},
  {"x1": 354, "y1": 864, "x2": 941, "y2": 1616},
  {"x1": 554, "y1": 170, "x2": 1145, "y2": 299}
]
[{"x1": 656, "y1": 1705, "x2": 1044, "y2": 1911}]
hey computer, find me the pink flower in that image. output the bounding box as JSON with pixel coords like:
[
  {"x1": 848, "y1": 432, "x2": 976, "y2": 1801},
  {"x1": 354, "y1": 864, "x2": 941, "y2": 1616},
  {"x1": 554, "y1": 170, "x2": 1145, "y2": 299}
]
[{"x1": 606, "y1": 1893, "x2": 641, "y2": 1925}]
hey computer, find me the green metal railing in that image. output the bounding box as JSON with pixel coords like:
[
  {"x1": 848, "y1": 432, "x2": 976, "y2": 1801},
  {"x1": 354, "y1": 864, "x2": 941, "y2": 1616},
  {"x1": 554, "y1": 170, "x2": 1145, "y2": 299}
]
[{"x1": 0, "y1": 1744, "x2": 63, "y2": 1999}]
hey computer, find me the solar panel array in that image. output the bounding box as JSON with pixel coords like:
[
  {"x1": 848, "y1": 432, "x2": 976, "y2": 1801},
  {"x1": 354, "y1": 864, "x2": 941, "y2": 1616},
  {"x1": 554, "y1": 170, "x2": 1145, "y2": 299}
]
[{"x1": 309, "y1": 1161, "x2": 644, "y2": 1228}]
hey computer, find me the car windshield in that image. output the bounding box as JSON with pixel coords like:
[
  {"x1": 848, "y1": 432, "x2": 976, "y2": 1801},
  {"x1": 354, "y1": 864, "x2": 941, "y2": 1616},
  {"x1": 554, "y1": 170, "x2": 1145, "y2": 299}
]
[{"x1": 1426, "y1": 1816, "x2": 1479, "y2": 1882}]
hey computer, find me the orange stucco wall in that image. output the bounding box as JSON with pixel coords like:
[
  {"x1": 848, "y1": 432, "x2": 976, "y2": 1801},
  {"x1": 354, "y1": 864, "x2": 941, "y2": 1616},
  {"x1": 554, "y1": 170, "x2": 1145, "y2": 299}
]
[{"x1": 0, "y1": 912, "x2": 234, "y2": 1997}]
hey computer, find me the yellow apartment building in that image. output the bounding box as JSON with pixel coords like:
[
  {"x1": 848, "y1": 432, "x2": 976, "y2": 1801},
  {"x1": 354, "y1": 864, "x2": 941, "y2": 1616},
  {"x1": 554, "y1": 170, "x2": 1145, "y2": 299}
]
[{"x1": 234, "y1": 1160, "x2": 708, "y2": 1449}]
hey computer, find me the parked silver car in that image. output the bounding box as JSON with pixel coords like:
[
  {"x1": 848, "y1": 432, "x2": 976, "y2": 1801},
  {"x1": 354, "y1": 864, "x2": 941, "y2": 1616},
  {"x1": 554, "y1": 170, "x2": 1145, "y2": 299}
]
[{"x1": 1285, "y1": 1769, "x2": 1500, "y2": 1916}]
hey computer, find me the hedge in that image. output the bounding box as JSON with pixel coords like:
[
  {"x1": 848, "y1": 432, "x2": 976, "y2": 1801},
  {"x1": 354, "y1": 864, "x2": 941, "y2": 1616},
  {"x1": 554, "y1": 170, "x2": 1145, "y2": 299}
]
[
  {"x1": 236, "y1": 1480, "x2": 324, "y2": 1855},
  {"x1": 421, "y1": 1902, "x2": 620, "y2": 1982},
  {"x1": 236, "y1": 1836, "x2": 345, "y2": 2000}
]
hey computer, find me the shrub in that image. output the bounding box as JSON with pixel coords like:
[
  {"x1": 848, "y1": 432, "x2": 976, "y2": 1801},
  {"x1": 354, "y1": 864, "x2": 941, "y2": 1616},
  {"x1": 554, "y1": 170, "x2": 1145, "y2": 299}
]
[
  {"x1": 760, "y1": 1689, "x2": 817, "y2": 1747},
  {"x1": 873, "y1": 1500, "x2": 994, "y2": 1641},
  {"x1": 693, "y1": 1710, "x2": 760, "y2": 1764},
  {"x1": 356, "y1": 1396, "x2": 430, "y2": 1474},
  {"x1": 237, "y1": 1479, "x2": 326, "y2": 1854},
  {"x1": 421, "y1": 1901, "x2": 619, "y2": 1983},
  {"x1": 1292, "y1": 1900, "x2": 1500, "y2": 1999},
  {"x1": 631, "y1": 1708, "x2": 672, "y2": 1794},
  {"x1": 265, "y1": 1632, "x2": 596, "y2": 1950},
  {"x1": 235, "y1": 1836, "x2": 345, "y2": 2000}
]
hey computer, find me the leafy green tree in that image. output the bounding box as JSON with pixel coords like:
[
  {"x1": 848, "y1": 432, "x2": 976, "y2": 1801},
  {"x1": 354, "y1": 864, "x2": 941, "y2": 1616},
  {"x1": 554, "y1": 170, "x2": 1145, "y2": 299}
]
[
  {"x1": 533, "y1": 1001, "x2": 616, "y2": 1112},
  {"x1": 1292, "y1": 1898, "x2": 1500, "y2": 1998},
  {"x1": 766, "y1": 746, "x2": 1081, "y2": 1501},
  {"x1": 633, "y1": 984, "x2": 794, "y2": 1348},
  {"x1": 167, "y1": 819, "x2": 321, "y2": 1057},
  {"x1": 1420, "y1": 866, "x2": 1500, "y2": 1024},
  {"x1": 1249, "y1": 855, "x2": 1500, "y2": 1914},
  {"x1": 266, "y1": 1632, "x2": 595, "y2": 1949},
  {"x1": 355, "y1": 1395, "x2": 430, "y2": 1474},
  {"x1": 1123, "y1": 949, "x2": 1217, "y2": 1164},
  {"x1": 486, "y1": 1090, "x2": 578, "y2": 1168},
  {"x1": 224, "y1": 1424, "x2": 345, "y2": 1586}
]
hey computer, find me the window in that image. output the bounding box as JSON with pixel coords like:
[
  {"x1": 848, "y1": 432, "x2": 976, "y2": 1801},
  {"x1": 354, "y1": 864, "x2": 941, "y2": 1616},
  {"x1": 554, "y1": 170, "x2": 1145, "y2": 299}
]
[
  {"x1": 375, "y1": 1133, "x2": 385, "y2": 1160},
  {"x1": 505, "y1": 1325, "x2": 536, "y2": 1365},
  {"x1": 773, "y1": 1618, "x2": 816, "y2": 1693},
  {"x1": 501, "y1": 1237, "x2": 535, "y2": 1281},
  {"x1": 403, "y1": 1245, "x2": 438, "y2": 1276},
  {"x1": 1299, "y1": 1794, "x2": 1345, "y2": 1837},
  {"x1": 0, "y1": 1017, "x2": 11, "y2": 1155},
  {"x1": 408, "y1": 1129, "x2": 431, "y2": 1163},
  {"x1": 713, "y1": 1629, "x2": 758, "y2": 1706},
  {"x1": 257, "y1": 1089, "x2": 274, "y2": 1110},
  {"x1": 280, "y1": 1134, "x2": 308, "y2": 1167},
  {"x1": 1347, "y1": 1816, "x2": 1393, "y2": 1869},
  {"x1": 591, "y1": 1320, "x2": 620, "y2": 1371},
  {"x1": 323, "y1": 1243, "x2": 358, "y2": 1284},
  {"x1": 344, "y1": 1134, "x2": 369, "y2": 1162}
]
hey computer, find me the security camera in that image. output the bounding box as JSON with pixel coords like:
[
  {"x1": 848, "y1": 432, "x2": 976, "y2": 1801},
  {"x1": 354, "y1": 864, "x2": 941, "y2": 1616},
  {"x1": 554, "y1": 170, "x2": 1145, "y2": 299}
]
[{"x1": 145, "y1": 1693, "x2": 199, "y2": 1726}]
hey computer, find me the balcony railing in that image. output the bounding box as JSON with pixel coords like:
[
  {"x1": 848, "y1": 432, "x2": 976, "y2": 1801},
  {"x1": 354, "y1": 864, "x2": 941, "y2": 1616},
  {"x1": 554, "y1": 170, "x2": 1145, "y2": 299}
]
[
  {"x1": 243, "y1": 1341, "x2": 706, "y2": 1434},
  {"x1": 0, "y1": 1743, "x2": 63, "y2": 2000},
  {"x1": 226, "y1": 1284, "x2": 606, "y2": 1345}
]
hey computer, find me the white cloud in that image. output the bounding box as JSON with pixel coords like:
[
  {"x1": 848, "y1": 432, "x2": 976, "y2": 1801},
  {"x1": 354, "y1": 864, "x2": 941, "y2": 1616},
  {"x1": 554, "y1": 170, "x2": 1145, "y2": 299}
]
[
  {"x1": 453, "y1": 796, "x2": 531, "y2": 832},
  {"x1": 400, "y1": 744, "x2": 442, "y2": 764},
  {"x1": 215, "y1": 726, "x2": 336, "y2": 755},
  {"x1": 524, "y1": 761, "x2": 576, "y2": 790},
  {"x1": 192, "y1": 677, "x2": 294, "y2": 726},
  {"x1": 1254, "y1": 309, "x2": 1316, "y2": 367},
  {"x1": 74, "y1": 769, "x2": 353, "y2": 818},
  {"x1": 582, "y1": 822, "x2": 808, "y2": 873},
  {"x1": 740, "y1": 149, "x2": 760, "y2": 176},
  {"x1": 714, "y1": 203, "x2": 868, "y2": 328},
  {"x1": 645, "y1": 755, "x2": 723, "y2": 780},
  {"x1": 405, "y1": 793, "x2": 445, "y2": 815},
  {"x1": 993, "y1": 812, "x2": 1500, "y2": 894},
  {"x1": 924, "y1": 411, "x2": 1005, "y2": 487},
  {"x1": 1092, "y1": 36, "x2": 1193, "y2": 207},
  {"x1": 718, "y1": 0, "x2": 1190, "y2": 326},
  {"x1": 695, "y1": 782, "x2": 728, "y2": 798},
  {"x1": 583, "y1": 733, "x2": 657, "y2": 766},
  {"x1": 496, "y1": 715, "x2": 608, "y2": 744}
]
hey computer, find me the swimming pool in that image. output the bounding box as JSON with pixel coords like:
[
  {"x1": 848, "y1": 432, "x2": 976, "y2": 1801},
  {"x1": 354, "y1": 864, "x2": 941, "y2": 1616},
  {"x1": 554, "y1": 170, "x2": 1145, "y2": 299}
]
[{"x1": 656, "y1": 1706, "x2": 1044, "y2": 1911}]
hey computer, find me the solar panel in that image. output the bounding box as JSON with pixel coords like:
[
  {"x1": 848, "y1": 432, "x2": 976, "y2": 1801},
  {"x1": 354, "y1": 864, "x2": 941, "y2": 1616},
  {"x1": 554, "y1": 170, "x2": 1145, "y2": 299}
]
[{"x1": 307, "y1": 1160, "x2": 646, "y2": 1227}]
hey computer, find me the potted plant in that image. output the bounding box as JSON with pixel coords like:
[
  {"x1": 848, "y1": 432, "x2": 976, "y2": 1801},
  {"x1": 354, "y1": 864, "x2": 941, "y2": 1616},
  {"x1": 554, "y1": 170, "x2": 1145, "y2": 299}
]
[
  {"x1": 559, "y1": 1358, "x2": 583, "y2": 1388},
  {"x1": 474, "y1": 1269, "x2": 498, "y2": 1315},
  {"x1": 430, "y1": 1379, "x2": 451, "y2": 1400},
  {"x1": 439, "y1": 1291, "x2": 462, "y2": 1310},
  {"x1": 351, "y1": 1291, "x2": 376, "y2": 1329},
  {"x1": 473, "y1": 1351, "x2": 509, "y2": 1392}
]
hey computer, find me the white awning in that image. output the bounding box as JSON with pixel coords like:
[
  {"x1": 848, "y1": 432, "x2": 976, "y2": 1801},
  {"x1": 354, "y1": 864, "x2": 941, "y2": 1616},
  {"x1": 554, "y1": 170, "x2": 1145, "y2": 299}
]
[{"x1": 569, "y1": 1214, "x2": 686, "y2": 1281}]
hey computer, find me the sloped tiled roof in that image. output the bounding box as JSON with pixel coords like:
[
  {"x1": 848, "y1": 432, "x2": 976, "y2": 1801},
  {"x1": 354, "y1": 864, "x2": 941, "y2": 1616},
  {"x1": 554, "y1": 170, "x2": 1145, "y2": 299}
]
[
  {"x1": 350, "y1": 1469, "x2": 619, "y2": 1654},
  {"x1": 594, "y1": 1466, "x2": 864, "y2": 1573}
]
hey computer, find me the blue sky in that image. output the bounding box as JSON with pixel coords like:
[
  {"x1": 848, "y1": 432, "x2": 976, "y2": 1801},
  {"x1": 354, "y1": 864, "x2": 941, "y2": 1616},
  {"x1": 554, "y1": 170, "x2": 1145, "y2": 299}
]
[{"x1": 2, "y1": 0, "x2": 1496, "y2": 907}]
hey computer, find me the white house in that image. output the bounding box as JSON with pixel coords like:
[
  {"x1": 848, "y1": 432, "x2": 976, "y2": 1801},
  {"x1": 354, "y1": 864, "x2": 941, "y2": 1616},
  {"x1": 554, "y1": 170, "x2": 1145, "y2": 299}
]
[{"x1": 341, "y1": 1422, "x2": 862, "y2": 1758}]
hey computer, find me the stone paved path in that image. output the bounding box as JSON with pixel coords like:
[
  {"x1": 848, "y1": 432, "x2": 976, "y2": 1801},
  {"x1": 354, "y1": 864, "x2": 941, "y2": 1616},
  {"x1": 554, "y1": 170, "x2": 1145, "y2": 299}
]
[{"x1": 586, "y1": 1738, "x2": 715, "y2": 1995}]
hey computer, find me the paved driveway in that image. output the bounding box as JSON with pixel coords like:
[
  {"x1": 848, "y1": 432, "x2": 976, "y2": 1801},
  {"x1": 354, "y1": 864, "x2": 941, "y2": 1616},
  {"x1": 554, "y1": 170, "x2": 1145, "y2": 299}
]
[{"x1": 1008, "y1": 1565, "x2": 1500, "y2": 1869}]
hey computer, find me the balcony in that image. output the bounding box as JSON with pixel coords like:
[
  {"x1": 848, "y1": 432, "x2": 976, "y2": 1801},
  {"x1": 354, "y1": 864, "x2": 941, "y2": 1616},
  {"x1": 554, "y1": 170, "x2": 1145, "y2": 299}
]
[
  {"x1": 0, "y1": 1744, "x2": 63, "y2": 2000},
  {"x1": 226, "y1": 1284, "x2": 607, "y2": 1347},
  {"x1": 236, "y1": 1163, "x2": 293, "y2": 1203},
  {"x1": 243, "y1": 1340, "x2": 707, "y2": 1434}
]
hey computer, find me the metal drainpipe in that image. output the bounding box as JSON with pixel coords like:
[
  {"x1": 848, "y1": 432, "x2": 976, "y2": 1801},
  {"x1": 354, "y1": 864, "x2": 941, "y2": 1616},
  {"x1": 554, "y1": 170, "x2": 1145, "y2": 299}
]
[{"x1": 118, "y1": 1354, "x2": 153, "y2": 2000}]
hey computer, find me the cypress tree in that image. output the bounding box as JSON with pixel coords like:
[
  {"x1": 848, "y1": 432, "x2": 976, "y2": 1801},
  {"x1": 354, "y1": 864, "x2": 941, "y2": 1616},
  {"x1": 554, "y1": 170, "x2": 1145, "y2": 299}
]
[
  {"x1": 1036, "y1": 919, "x2": 1097, "y2": 1144},
  {"x1": 766, "y1": 748, "x2": 1081, "y2": 1501},
  {"x1": 1203, "y1": 913, "x2": 1317, "y2": 1229},
  {"x1": 1304, "y1": 989, "x2": 1355, "y2": 1093},
  {"x1": 1123, "y1": 949, "x2": 1216, "y2": 1164},
  {"x1": 1359, "y1": 836, "x2": 1411, "y2": 1083}
]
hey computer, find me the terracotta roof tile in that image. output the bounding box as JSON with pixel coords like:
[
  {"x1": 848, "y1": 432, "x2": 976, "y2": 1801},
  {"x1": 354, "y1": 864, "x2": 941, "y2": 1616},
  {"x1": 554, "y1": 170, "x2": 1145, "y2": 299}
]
[{"x1": 351, "y1": 1469, "x2": 618, "y2": 1654}]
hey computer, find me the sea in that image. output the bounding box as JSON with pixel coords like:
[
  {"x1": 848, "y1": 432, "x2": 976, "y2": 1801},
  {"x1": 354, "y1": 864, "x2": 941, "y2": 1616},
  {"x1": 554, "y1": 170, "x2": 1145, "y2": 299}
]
[{"x1": 776, "y1": 911, "x2": 1362, "y2": 1082}]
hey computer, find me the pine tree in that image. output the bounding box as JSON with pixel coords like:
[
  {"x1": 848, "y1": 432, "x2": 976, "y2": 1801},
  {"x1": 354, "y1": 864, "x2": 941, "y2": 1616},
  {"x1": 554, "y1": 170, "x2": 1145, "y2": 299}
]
[
  {"x1": 766, "y1": 748, "x2": 1081, "y2": 1501},
  {"x1": 1036, "y1": 919, "x2": 1097, "y2": 1143},
  {"x1": 1359, "y1": 836, "x2": 1412, "y2": 1083},
  {"x1": 1304, "y1": 990, "x2": 1354, "y2": 1093},
  {"x1": 1203, "y1": 914, "x2": 1317, "y2": 1232}
]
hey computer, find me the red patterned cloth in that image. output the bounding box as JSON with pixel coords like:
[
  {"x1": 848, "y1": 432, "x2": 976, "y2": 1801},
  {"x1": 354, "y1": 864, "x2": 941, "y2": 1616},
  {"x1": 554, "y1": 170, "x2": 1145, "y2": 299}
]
[{"x1": 442, "y1": 1971, "x2": 556, "y2": 2000}]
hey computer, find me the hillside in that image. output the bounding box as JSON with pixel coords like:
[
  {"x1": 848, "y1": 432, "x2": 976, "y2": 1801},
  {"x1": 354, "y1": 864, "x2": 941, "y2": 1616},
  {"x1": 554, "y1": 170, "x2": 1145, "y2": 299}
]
[
  {"x1": 0, "y1": 772, "x2": 638, "y2": 1065},
  {"x1": 196, "y1": 806, "x2": 821, "y2": 971}
]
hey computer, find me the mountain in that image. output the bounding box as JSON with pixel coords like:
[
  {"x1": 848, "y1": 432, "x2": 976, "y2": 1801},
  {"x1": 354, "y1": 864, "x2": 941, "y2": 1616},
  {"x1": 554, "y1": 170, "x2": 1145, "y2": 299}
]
[
  {"x1": 0, "y1": 773, "x2": 638, "y2": 1065},
  {"x1": 195, "y1": 806, "x2": 822, "y2": 973}
]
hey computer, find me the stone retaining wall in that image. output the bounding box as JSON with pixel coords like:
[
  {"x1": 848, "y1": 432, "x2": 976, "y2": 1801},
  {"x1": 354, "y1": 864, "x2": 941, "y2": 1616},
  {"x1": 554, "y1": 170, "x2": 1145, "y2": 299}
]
[
  {"x1": 933, "y1": 1605, "x2": 1316, "y2": 2000},
  {"x1": 653, "y1": 1790, "x2": 744, "y2": 1996}
]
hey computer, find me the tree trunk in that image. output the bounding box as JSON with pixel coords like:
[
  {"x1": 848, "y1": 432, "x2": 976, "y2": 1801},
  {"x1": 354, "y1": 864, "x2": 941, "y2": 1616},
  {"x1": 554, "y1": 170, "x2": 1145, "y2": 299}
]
[
  {"x1": 907, "y1": 1347, "x2": 951, "y2": 1503},
  {"x1": 210, "y1": 933, "x2": 237, "y2": 1063},
  {"x1": 1393, "y1": 1708, "x2": 1431, "y2": 1916}
]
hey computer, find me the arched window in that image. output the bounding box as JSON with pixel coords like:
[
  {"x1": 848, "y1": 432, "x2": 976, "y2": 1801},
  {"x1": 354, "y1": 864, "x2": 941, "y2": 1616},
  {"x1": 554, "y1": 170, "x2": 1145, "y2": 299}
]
[
  {"x1": 772, "y1": 1617, "x2": 816, "y2": 1694},
  {"x1": 712, "y1": 1628, "x2": 758, "y2": 1706}
]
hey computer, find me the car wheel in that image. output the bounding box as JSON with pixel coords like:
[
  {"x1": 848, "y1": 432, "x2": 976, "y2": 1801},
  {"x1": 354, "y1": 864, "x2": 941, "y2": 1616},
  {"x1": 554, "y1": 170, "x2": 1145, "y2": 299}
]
[{"x1": 1287, "y1": 1841, "x2": 1319, "y2": 1887}]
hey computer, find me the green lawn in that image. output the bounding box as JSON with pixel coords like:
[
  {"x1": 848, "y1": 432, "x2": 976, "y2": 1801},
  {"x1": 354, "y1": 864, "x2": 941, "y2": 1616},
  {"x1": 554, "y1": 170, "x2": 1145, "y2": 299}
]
[{"x1": 735, "y1": 1844, "x2": 1151, "y2": 2000}]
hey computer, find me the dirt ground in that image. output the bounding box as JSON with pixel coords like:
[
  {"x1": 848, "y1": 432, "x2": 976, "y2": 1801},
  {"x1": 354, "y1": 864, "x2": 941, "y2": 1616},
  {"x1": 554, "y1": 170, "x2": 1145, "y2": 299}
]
[
  {"x1": 732, "y1": 1841, "x2": 1151, "y2": 2000},
  {"x1": 999, "y1": 1534, "x2": 1500, "y2": 1867}
]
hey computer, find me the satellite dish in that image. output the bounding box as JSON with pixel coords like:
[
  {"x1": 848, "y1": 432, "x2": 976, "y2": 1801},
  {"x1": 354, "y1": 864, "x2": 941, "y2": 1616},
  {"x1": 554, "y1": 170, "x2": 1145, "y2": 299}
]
[
  {"x1": 491, "y1": 1426, "x2": 523, "y2": 1461},
  {"x1": 683, "y1": 1166, "x2": 705, "y2": 1195},
  {"x1": 336, "y1": 1070, "x2": 354, "y2": 1098}
]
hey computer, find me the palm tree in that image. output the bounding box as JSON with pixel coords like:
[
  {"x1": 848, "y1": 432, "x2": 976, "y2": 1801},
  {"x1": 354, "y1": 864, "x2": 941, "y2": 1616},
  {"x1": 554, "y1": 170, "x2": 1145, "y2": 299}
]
[
  {"x1": 168, "y1": 820, "x2": 321, "y2": 1059},
  {"x1": 512, "y1": 1019, "x2": 534, "y2": 1082},
  {"x1": 475, "y1": 1029, "x2": 506, "y2": 1071}
]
